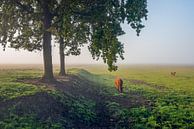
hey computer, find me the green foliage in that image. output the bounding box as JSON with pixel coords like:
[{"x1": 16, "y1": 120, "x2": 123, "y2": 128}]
[
  {"x1": 0, "y1": 114, "x2": 63, "y2": 129},
  {"x1": 125, "y1": 0, "x2": 148, "y2": 35},
  {"x1": 0, "y1": 69, "x2": 43, "y2": 100},
  {"x1": 149, "y1": 94, "x2": 194, "y2": 128},
  {"x1": 89, "y1": 23, "x2": 125, "y2": 71},
  {"x1": 0, "y1": 0, "x2": 148, "y2": 71},
  {"x1": 69, "y1": 66, "x2": 194, "y2": 129},
  {"x1": 68, "y1": 97, "x2": 97, "y2": 125},
  {"x1": 50, "y1": 90, "x2": 97, "y2": 127},
  {"x1": 0, "y1": 69, "x2": 97, "y2": 128},
  {"x1": 86, "y1": 0, "x2": 148, "y2": 71},
  {"x1": 0, "y1": 83, "x2": 39, "y2": 101},
  {"x1": 2, "y1": 66, "x2": 193, "y2": 128},
  {"x1": 130, "y1": 96, "x2": 194, "y2": 129},
  {"x1": 0, "y1": 0, "x2": 42, "y2": 51},
  {"x1": 129, "y1": 107, "x2": 151, "y2": 129},
  {"x1": 106, "y1": 101, "x2": 131, "y2": 129},
  {"x1": 54, "y1": 11, "x2": 89, "y2": 57}
]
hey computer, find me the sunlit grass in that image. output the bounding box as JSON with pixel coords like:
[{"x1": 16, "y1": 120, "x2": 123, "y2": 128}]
[
  {"x1": 0, "y1": 69, "x2": 44, "y2": 101},
  {"x1": 72, "y1": 65, "x2": 194, "y2": 128},
  {"x1": 0, "y1": 64, "x2": 194, "y2": 128},
  {"x1": 83, "y1": 65, "x2": 194, "y2": 93}
]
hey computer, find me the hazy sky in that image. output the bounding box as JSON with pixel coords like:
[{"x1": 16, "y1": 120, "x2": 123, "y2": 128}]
[{"x1": 0, "y1": 0, "x2": 194, "y2": 65}]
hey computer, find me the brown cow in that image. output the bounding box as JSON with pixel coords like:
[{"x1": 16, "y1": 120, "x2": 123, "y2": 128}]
[
  {"x1": 114, "y1": 77, "x2": 123, "y2": 93},
  {"x1": 171, "y1": 72, "x2": 176, "y2": 76}
]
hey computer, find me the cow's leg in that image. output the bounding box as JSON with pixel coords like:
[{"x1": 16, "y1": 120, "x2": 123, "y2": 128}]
[
  {"x1": 120, "y1": 80, "x2": 123, "y2": 93},
  {"x1": 120, "y1": 86, "x2": 123, "y2": 93},
  {"x1": 118, "y1": 86, "x2": 120, "y2": 93},
  {"x1": 117, "y1": 87, "x2": 120, "y2": 93}
]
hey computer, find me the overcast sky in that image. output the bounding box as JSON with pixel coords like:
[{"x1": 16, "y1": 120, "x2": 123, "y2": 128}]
[{"x1": 0, "y1": 0, "x2": 194, "y2": 65}]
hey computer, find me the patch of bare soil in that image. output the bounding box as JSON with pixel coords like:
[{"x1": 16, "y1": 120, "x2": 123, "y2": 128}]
[{"x1": 129, "y1": 79, "x2": 169, "y2": 90}]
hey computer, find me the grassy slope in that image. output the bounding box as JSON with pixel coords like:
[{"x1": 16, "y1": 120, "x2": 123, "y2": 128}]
[
  {"x1": 0, "y1": 65, "x2": 194, "y2": 128},
  {"x1": 0, "y1": 69, "x2": 62, "y2": 129},
  {"x1": 0, "y1": 69, "x2": 43, "y2": 101},
  {"x1": 78, "y1": 65, "x2": 194, "y2": 128},
  {"x1": 0, "y1": 67, "x2": 140, "y2": 129}
]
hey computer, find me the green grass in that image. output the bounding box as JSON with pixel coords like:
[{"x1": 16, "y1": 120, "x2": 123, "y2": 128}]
[
  {"x1": 0, "y1": 69, "x2": 45, "y2": 101},
  {"x1": 0, "y1": 69, "x2": 63, "y2": 128},
  {"x1": 0, "y1": 68, "x2": 99, "y2": 129},
  {"x1": 0, "y1": 114, "x2": 63, "y2": 129},
  {"x1": 72, "y1": 65, "x2": 194, "y2": 128},
  {"x1": 0, "y1": 65, "x2": 194, "y2": 128},
  {"x1": 83, "y1": 65, "x2": 194, "y2": 92}
]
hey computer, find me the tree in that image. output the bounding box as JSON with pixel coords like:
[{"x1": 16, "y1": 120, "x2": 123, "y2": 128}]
[
  {"x1": 53, "y1": 11, "x2": 89, "y2": 76},
  {"x1": 55, "y1": 0, "x2": 148, "y2": 72},
  {"x1": 70, "y1": 0, "x2": 148, "y2": 71},
  {"x1": 0, "y1": 0, "x2": 148, "y2": 81},
  {"x1": 0, "y1": 0, "x2": 57, "y2": 82}
]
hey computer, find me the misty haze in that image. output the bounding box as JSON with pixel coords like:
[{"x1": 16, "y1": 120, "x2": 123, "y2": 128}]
[{"x1": 0, "y1": 0, "x2": 193, "y2": 128}]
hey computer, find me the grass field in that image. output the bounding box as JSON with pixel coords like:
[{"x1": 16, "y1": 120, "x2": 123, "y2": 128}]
[
  {"x1": 0, "y1": 64, "x2": 193, "y2": 128},
  {"x1": 80, "y1": 65, "x2": 194, "y2": 128}
]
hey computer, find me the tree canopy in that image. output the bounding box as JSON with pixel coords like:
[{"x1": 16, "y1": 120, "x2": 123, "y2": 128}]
[{"x1": 0, "y1": 0, "x2": 148, "y2": 80}]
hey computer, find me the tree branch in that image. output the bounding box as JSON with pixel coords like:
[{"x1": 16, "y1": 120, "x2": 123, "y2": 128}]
[{"x1": 13, "y1": 0, "x2": 34, "y2": 14}]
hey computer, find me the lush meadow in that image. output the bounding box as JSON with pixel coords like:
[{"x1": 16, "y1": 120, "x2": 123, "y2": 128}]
[
  {"x1": 80, "y1": 65, "x2": 194, "y2": 128},
  {"x1": 0, "y1": 64, "x2": 194, "y2": 128}
]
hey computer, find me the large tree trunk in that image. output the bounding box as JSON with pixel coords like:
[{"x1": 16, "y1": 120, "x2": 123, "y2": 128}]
[
  {"x1": 59, "y1": 37, "x2": 66, "y2": 76},
  {"x1": 42, "y1": 1, "x2": 55, "y2": 82}
]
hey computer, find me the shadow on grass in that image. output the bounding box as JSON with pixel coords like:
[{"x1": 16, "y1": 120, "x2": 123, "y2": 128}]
[{"x1": 0, "y1": 72, "x2": 151, "y2": 129}]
